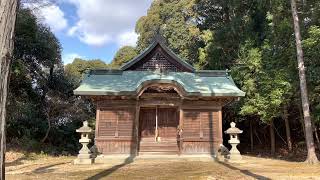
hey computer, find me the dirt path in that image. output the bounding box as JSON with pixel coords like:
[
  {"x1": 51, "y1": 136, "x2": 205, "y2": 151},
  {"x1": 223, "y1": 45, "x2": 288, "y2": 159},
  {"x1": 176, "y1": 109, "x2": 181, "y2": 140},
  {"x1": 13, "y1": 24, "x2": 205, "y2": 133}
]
[{"x1": 5, "y1": 154, "x2": 320, "y2": 180}]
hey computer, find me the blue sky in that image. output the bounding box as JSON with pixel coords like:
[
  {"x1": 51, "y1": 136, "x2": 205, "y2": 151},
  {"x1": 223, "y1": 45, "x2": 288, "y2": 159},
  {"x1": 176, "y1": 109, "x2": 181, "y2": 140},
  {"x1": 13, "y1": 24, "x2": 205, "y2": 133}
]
[{"x1": 26, "y1": 0, "x2": 152, "y2": 64}]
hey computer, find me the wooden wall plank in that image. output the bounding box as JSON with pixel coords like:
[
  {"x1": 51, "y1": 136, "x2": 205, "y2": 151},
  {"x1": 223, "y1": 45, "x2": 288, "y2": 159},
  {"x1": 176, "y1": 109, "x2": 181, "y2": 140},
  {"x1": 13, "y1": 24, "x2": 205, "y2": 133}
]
[
  {"x1": 181, "y1": 108, "x2": 221, "y2": 155},
  {"x1": 95, "y1": 139, "x2": 135, "y2": 154},
  {"x1": 94, "y1": 99, "x2": 224, "y2": 155},
  {"x1": 98, "y1": 107, "x2": 135, "y2": 138}
]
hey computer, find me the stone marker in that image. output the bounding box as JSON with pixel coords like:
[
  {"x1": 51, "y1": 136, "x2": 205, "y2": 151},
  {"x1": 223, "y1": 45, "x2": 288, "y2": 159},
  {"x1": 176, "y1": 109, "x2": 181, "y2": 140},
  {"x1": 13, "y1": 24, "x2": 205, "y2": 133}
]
[
  {"x1": 224, "y1": 122, "x2": 243, "y2": 162},
  {"x1": 74, "y1": 121, "x2": 94, "y2": 165}
]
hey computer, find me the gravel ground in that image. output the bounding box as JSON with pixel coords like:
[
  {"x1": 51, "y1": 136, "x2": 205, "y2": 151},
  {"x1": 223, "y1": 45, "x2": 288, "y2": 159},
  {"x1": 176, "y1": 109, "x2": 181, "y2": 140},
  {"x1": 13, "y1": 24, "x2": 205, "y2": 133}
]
[{"x1": 5, "y1": 152, "x2": 320, "y2": 180}]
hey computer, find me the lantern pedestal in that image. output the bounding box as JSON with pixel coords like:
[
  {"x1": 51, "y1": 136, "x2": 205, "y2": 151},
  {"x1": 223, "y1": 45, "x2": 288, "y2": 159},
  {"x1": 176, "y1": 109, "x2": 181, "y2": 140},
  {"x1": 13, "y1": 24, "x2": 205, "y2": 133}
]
[
  {"x1": 74, "y1": 121, "x2": 94, "y2": 165},
  {"x1": 74, "y1": 157, "x2": 94, "y2": 165},
  {"x1": 228, "y1": 139, "x2": 242, "y2": 161},
  {"x1": 224, "y1": 122, "x2": 243, "y2": 162}
]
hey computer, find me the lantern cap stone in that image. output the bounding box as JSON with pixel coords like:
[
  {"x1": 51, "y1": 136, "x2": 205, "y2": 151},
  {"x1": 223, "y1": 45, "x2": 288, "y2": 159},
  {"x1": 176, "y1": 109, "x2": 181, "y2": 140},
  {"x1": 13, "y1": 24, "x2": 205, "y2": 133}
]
[
  {"x1": 76, "y1": 121, "x2": 93, "y2": 133},
  {"x1": 224, "y1": 122, "x2": 243, "y2": 134}
]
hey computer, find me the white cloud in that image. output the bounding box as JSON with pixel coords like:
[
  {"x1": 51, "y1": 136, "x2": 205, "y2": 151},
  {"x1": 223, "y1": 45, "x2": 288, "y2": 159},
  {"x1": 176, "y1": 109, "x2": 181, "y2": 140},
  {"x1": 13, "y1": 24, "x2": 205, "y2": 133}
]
[
  {"x1": 68, "y1": 23, "x2": 111, "y2": 46},
  {"x1": 117, "y1": 31, "x2": 139, "y2": 47},
  {"x1": 39, "y1": 5, "x2": 68, "y2": 32},
  {"x1": 65, "y1": 0, "x2": 151, "y2": 46},
  {"x1": 62, "y1": 53, "x2": 83, "y2": 65},
  {"x1": 24, "y1": 2, "x2": 68, "y2": 32}
]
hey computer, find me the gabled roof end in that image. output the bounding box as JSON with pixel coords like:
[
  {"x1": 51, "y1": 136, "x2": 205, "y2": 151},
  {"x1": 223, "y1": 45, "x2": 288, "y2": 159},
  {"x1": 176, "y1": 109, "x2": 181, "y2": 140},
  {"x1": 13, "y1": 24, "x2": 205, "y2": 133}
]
[{"x1": 120, "y1": 35, "x2": 195, "y2": 72}]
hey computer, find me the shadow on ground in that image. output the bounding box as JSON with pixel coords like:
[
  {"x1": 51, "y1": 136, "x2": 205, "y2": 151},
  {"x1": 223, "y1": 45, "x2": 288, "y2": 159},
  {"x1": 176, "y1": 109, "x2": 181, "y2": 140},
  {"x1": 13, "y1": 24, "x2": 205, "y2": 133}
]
[
  {"x1": 85, "y1": 157, "x2": 134, "y2": 180},
  {"x1": 6, "y1": 156, "x2": 28, "y2": 167},
  {"x1": 217, "y1": 161, "x2": 270, "y2": 180},
  {"x1": 5, "y1": 153, "x2": 38, "y2": 167},
  {"x1": 32, "y1": 162, "x2": 68, "y2": 174}
]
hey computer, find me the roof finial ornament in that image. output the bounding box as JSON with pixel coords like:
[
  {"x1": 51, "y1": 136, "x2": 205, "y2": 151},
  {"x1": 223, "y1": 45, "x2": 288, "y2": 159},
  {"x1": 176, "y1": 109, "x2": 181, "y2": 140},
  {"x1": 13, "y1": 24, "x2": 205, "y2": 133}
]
[
  {"x1": 154, "y1": 30, "x2": 166, "y2": 44},
  {"x1": 226, "y1": 68, "x2": 230, "y2": 78}
]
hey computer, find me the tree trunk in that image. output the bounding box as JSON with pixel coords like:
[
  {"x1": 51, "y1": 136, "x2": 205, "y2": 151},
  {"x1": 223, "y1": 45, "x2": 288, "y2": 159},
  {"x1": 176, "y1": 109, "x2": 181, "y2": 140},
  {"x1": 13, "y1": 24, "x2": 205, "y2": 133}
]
[
  {"x1": 298, "y1": 103, "x2": 306, "y2": 137},
  {"x1": 314, "y1": 126, "x2": 320, "y2": 151},
  {"x1": 250, "y1": 119, "x2": 254, "y2": 152},
  {"x1": 283, "y1": 104, "x2": 292, "y2": 152},
  {"x1": 41, "y1": 66, "x2": 54, "y2": 143},
  {"x1": 0, "y1": 1, "x2": 18, "y2": 179},
  {"x1": 41, "y1": 114, "x2": 50, "y2": 143},
  {"x1": 270, "y1": 120, "x2": 275, "y2": 156},
  {"x1": 254, "y1": 127, "x2": 262, "y2": 144},
  {"x1": 290, "y1": 0, "x2": 319, "y2": 164}
]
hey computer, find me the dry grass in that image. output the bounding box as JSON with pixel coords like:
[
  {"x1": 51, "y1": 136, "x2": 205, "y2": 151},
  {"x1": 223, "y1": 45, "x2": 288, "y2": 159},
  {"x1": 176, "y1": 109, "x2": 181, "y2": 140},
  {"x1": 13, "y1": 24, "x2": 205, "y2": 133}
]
[{"x1": 5, "y1": 151, "x2": 320, "y2": 180}]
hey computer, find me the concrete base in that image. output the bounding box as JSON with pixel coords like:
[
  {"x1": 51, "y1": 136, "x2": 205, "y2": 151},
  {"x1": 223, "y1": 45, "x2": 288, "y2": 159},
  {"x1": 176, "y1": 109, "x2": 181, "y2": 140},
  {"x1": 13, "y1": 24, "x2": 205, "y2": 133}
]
[
  {"x1": 73, "y1": 158, "x2": 94, "y2": 165},
  {"x1": 229, "y1": 154, "x2": 242, "y2": 162},
  {"x1": 179, "y1": 154, "x2": 216, "y2": 162},
  {"x1": 223, "y1": 153, "x2": 243, "y2": 163},
  {"x1": 95, "y1": 154, "x2": 134, "y2": 164},
  {"x1": 94, "y1": 153, "x2": 218, "y2": 163},
  {"x1": 77, "y1": 154, "x2": 92, "y2": 159}
]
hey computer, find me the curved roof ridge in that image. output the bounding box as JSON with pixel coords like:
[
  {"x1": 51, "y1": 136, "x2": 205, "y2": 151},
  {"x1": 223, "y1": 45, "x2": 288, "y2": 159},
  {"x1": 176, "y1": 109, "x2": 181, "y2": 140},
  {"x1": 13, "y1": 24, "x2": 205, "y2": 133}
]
[{"x1": 195, "y1": 70, "x2": 229, "y2": 77}]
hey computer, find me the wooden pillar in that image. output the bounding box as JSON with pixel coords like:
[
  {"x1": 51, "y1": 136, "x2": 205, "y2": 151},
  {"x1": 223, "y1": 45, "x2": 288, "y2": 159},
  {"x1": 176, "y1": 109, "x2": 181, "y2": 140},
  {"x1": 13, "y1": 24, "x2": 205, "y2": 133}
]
[
  {"x1": 95, "y1": 104, "x2": 100, "y2": 138},
  {"x1": 155, "y1": 105, "x2": 158, "y2": 141},
  {"x1": 134, "y1": 102, "x2": 140, "y2": 156},
  {"x1": 179, "y1": 105, "x2": 183, "y2": 155},
  {"x1": 217, "y1": 109, "x2": 223, "y2": 147}
]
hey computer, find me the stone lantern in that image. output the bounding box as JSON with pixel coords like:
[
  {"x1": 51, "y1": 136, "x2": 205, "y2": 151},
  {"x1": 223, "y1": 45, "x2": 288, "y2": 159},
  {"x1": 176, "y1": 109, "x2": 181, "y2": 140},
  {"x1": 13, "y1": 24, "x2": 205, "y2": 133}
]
[
  {"x1": 224, "y1": 122, "x2": 243, "y2": 162},
  {"x1": 74, "y1": 121, "x2": 94, "y2": 165}
]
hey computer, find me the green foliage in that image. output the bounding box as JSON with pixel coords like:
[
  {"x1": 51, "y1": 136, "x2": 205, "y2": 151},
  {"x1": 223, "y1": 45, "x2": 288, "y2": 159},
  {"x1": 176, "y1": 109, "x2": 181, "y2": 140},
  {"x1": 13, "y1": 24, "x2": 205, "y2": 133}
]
[
  {"x1": 135, "y1": 0, "x2": 202, "y2": 65},
  {"x1": 195, "y1": 0, "x2": 270, "y2": 70},
  {"x1": 303, "y1": 26, "x2": 320, "y2": 123},
  {"x1": 110, "y1": 46, "x2": 138, "y2": 67},
  {"x1": 7, "y1": 8, "x2": 95, "y2": 154},
  {"x1": 65, "y1": 58, "x2": 108, "y2": 87},
  {"x1": 8, "y1": 0, "x2": 320, "y2": 154},
  {"x1": 193, "y1": 0, "x2": 298, "y2": 124}
]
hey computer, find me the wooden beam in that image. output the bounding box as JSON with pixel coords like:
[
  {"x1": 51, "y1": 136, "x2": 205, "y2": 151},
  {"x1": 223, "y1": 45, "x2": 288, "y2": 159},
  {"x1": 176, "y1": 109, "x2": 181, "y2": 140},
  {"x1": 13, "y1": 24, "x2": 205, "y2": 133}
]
[
  {"x1": 97, "y1": 100, "x2": 136, "y2": 107},
  {"x1": 95, "y1": 137, "x2": 134, "y2": 141},
  {"x1": 136, "y1": 82, "x2": 187, "y2": 98},
  {"x1": 182, "y1": 105, "x2": 221, "y2": 110},
  {"x1": 89, "y1": 95, "x2": 136, "y2": 102},
  {"x1": 182, "y1": 100, "x2": 229, "y2": 108},
  {"x1": 139, "y1": 99, "x2": 181, "y2": 107},
  {"x1": 140, "y1": 93, "x2": 180, "y2": 99}
]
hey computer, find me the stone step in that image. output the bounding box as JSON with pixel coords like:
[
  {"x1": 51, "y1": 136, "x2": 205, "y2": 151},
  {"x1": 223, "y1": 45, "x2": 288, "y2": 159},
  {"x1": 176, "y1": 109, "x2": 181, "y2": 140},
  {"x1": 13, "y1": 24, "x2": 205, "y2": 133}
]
[
  {"x1": 140, "y1": 142, "x2": 178, "y2": 146},
  {"x1": 140, "y1": 138, "x2": 177, "y2": 142},
  {"x1": 138, "y1": 151, "x2": 178, "y2": 156},
  {"x1": 139, "y1": 146, "x2": 179, "y2": 152}
]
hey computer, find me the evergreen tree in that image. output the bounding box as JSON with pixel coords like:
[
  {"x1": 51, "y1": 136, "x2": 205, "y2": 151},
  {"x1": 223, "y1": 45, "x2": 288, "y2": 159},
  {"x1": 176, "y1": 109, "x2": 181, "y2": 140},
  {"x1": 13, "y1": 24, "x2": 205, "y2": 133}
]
[{"x1": 110, "y1": 46, "x2": 138, "y2": 67}]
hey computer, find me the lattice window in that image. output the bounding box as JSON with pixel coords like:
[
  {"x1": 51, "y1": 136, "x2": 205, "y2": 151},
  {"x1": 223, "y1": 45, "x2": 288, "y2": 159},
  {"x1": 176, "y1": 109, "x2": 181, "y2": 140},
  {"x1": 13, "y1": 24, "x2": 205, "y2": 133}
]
[{"x1": 136, "y1": 52, "x2": 180, "y2": 71}]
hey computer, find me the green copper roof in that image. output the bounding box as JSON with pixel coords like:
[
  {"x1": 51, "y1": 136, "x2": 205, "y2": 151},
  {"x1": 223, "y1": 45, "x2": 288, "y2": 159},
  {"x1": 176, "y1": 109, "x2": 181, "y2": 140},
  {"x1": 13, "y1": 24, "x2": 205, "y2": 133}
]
[{"x1": 74, "y1": 70, "x2": 245, "y2": 97}]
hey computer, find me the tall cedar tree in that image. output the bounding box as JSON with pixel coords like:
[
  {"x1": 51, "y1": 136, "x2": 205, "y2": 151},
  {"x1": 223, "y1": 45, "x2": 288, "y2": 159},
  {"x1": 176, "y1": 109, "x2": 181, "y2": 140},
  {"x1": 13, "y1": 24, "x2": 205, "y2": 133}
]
[{"x1": 290, "y1": 0, "x2": 319, "y2": 164}]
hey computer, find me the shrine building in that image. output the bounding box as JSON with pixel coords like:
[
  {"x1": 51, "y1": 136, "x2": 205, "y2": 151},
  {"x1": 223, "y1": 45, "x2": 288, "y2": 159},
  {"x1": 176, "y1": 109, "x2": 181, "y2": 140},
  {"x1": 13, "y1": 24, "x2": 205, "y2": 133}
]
[{"x1": 74, "y1": 37, "x2": 245, "y2": 157}]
